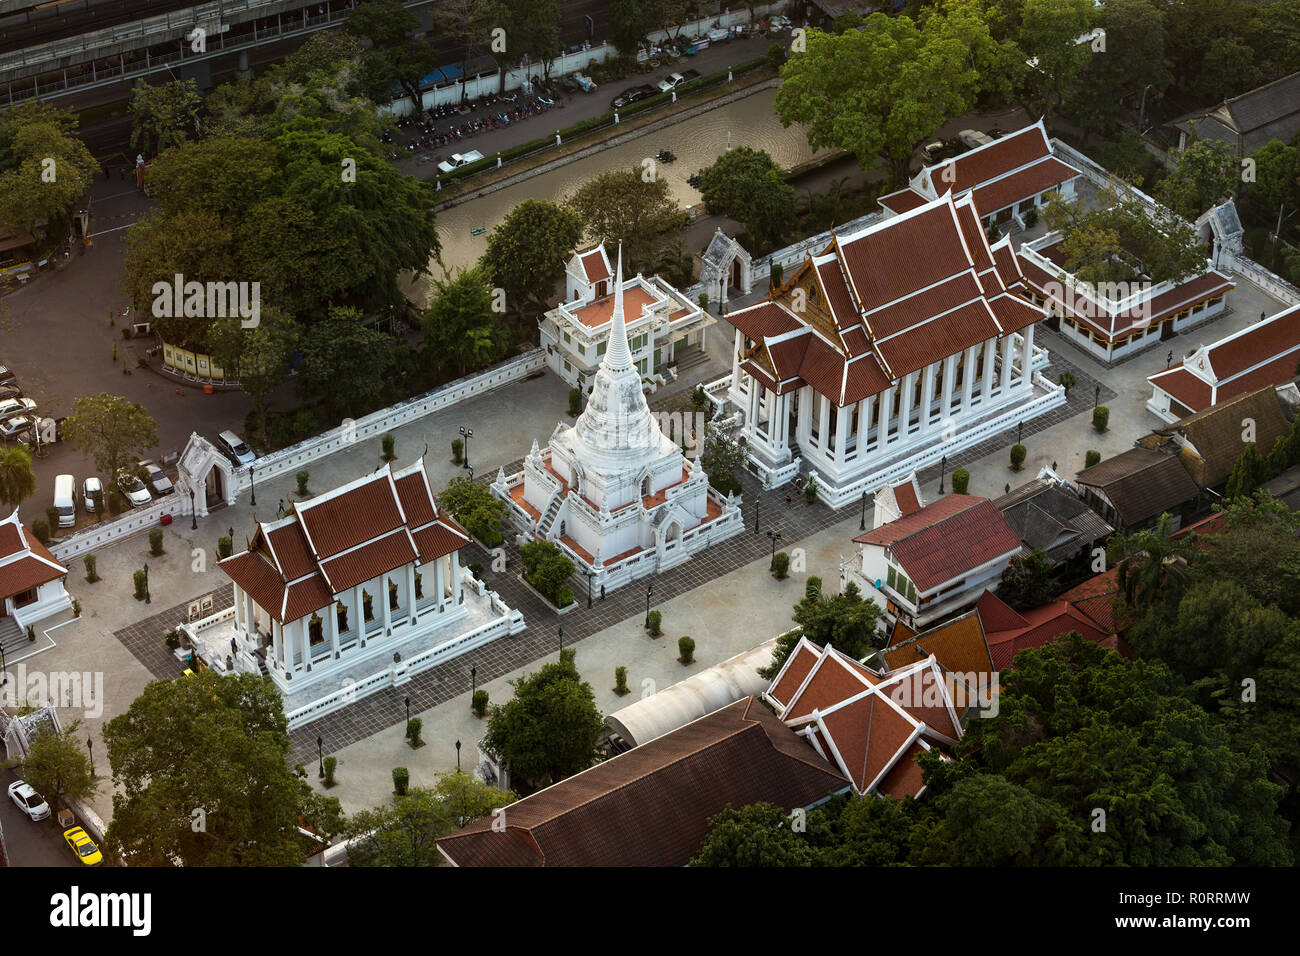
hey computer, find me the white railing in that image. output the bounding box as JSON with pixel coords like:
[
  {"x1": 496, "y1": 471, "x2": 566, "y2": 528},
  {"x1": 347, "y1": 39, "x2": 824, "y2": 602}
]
[
  {"x1": 50, "y1": 499, "x2": 172, "y2": 562},
  {"x1": 1232, "y1": 255, "x2": 1300, "y2": 307}
]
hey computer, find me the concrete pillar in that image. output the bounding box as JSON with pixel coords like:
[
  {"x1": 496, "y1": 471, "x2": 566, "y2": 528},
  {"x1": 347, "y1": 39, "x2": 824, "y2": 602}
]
[
  {"x1": 273, "y1": 619, "x2": 285, "y2": 667},
  {"x1": 381, "y1": 575, "x2": 393, "y2": 634},
  {"x1": 962, "y1": 345, "x2": 977, "y2": 411},
  {"x1": 941, "y1": 353, "x2": 957, "y2": 418},
  {"x1": 453, "y1": 551, "x2": 464, "y2": 604},
  {"x1": 817, "y1": 393, "x2": 830, "y2": 449},
  {"x1": 920, "y1": 363, "x2": 937, "y2": 431},
  {"x1": 899, "y1": 372, "x2": 916, "y2": 440},
  {"x1": 329, "y1": 599, "x2": 340, "y2": 658},
  {"x1": 353, "y1": 584, "x2": 366, "y2": 646},
  {"x1": 1023, "y1": 324, "x2": 1036, "y2": 386},
  {"x1": 833, "y1": 403, "x2": 848, "y2": 463},
  {"x1": 981, "y1": 340, "x2": 996, "y2": 405},
  {"x1": 406, "y1": 564, "x2": 418, "y2": 624},
  {"x1": 878, "y1": 387, "x2": 894, "y2": 448}
]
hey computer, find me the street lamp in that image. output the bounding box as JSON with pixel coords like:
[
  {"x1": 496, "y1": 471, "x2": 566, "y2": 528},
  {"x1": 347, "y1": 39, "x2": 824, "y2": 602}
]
[
  {"x1": 859, "y1": 490, "x2": 867, "y2": 531},
  {"x1": 644, "y1": 582, "x2": 653, "y2": 628},
  {"x1": 584, "y1": 569, "x2": 594, "y2": 608},
  {"x1": 1094, "y1": 384, "x2": 1100, "y2": 408},
  {"x1": 939, "y1": 455, "x2": 947, "y2": 495},
  {"x1": 471, "y1": 665, "x2": 477, "y2": 703},
  {"x1": 248, "y1": 465, "x2": 256, "y2": 506},
  {"x1": 404, "y1": 695, "x2": 410, "y2": 724},
  {"x1": 459, "y1": 426, "x2": 474, "y2": 470},
  {"x1": 317, "y1": 735, "x2": 324, "y2": 778},
  {"x1": 767, "y1": 530, "x2": 782, "y2": 559},
  {"x1": 0, "y1": 644, "x2": 6, "y2": 686},
  {"x1": 1016, "y1": 421, "x2": 1023, "y2": 446},
  {"x1": 558, "y1": 624, "x2": 563, "y2": 657},
  {"x1": 87, "y1": 737, "x2": 94, "y2": 775},
  {"x1": 143, "y1": 562, "x2": 150, "y2": 604},
  {"x1": 754, "y1": 497, "x2": 759, "y2": 534},
  {"x1": 455, "y1": 739, "x2": 462, "y2": 772},
  {"x1": 189, "y1": 487, "x2": 197, "y2": 530}
]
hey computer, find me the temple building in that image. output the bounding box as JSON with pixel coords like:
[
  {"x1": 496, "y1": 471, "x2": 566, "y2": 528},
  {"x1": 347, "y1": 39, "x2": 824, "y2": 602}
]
[
  {"x1": 188, "y1": 458, "x2": 523, "y2": 726},
  {"x1": 496, "y1": 248, "x2": 743, "y2": 592},
  {"x1": 540, "y1": 241, "x2": 713, "y2": 391},
  {"x1": 713, "y1": 190, "x2": 1066, "y2": 507},
  {"x1": 0, "y1": 508, "x2": 71, "y2": 630}
]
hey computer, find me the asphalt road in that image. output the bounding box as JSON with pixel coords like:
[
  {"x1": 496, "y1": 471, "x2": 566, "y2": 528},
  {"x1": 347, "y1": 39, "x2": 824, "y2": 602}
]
[{"x1": 0, "y1": 763, "x2": 80, "y2": 867}]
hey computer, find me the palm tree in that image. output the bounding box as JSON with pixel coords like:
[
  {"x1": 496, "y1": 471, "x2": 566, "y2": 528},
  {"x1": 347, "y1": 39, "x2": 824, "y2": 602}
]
[
  {"x1": 0, "y1": 445, "x2": 36, "y2": 511},
  {"x1": 1108, "y1": 513, "x2": 1192, "y2": 610}
]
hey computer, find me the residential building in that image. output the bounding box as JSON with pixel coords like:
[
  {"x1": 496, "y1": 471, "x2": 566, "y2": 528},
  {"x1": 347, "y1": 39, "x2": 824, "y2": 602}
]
[
  {"x1": 1075, "y1": 446, "x2": 1202, "y2": 532},
  {"x1": 1147, "y1": 303, "x2": 1300, "y2": 420},
  {"x1": 878, "y1": 120, "x2": 1082, "y2": 230},
  {"x1": 197, "y1": 458, "x2": 523, "y2": 726},
  {"x1": 871, "y1": 472, "x2": 924, "y2": 528},
  {"x1": 0, "y1": 508, "x2": 71, "y2": 629},
  {"x1": 850, "y1": 494, "x2": 1023, "y2": 630},
  {"x1": 993, "y1": 469, "x2": 1114, "y2": 566},
  {"x1": 436, "y1": 696, "x2": 849, "y2": 866},
  {"x1": 765, "y1": 639, "x2": 965, "y2": 798},
  {"x1": 1017, "y1": 234, "x2": 1234, "y2": 363},
  {"x1": 1171, "y1": 71, "x2": 1300, "y2": 157},
  {"x1": 496, "y1": 249, "x2": 743, "y2": 593},
  {"x1": 975, "y1": 589, "x2": 1113, "y2": 670},
  {"x1": 713, "y1": 189, "x2": 1064, "y2": 506},
  {"x1": 540, "y1": 241, "x2": 713, "y2": 390}
]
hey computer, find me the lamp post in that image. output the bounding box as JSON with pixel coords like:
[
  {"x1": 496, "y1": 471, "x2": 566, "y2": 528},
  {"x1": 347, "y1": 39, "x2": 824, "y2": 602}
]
[
  {"x1": 459, "y1": 426, "x2": 473, "y2": 470},
  {"x1": 1017, "y1": 421, "x2": 1023, "y2": 446},
  {"x1": 404, "y1": 695, "x2": 410, "y2": 724},
  {"x1": 1094, "y1": 384, "x2": 1100, "y2": 408},
  {"x1": 558, "y1": 624, "x2": 564, "y2": 658},
  {"x1": 754, "y1": 497, "x2": 759, "y2": 534},
  {"x1": 189, "y1": 487, "x2": 197, "y2": 530},
  {"x1": 455, "y1": 739, "x2": 462, "y2": 772},
  {"x1": 859, "y1": 490, "x2": 867, "y2": 531},
  {"x1": 767, "y1": 530, "x2": 782, "y2": 559},
  {"x1": 471, "y1": 665, "x2": 477, "y2": 703},
  {"x1": 939, "y1": 455, "x2": 947, "y2": 495},
  {"x1": 0, "y1": 644, "x2": 6, "y2": 686},
  {"x1": 143, "y1": 562, "x2": 150, "y2": 604},
  {"x1": 644, "y1": 582, "x2": 653, "y2": 628},
  {"x1": 87, "y1": 737, "x2": 94, "y2": 775},
  {"x1": 248, "y1": 465, "x2": 256, "y2": 506},
  {"x1": 584, "y1": 569, "x2": 594, "y2": 608},
  {"x1": 317, "y1": 735, "x2": 323, "y2": 777}
]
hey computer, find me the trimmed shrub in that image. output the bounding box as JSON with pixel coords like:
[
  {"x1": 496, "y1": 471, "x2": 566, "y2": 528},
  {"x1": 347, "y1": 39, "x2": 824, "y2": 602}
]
[
  {"x1": 296, "y1": 470, "x2": 310, "y2": 496},
  {"x1": 217, "y1": 536, "x2": 233, "y2": 559},
  {"x1": 771, "y1": 551, "x2": 791, "y2": 579},
  {"x1": 1085, "y1": 449, "x2": 1102, "y2": 468},
  {"x1": 568, "y1": 388, "x2": 582, "y2": 417},
  {"x1": 323, "y1": 756, "x2": 337, "y2": 786},
  {"x1": 451, "y1": 438, "x2": 464, "y2": 464},
  {"x1": 71, "y1": 598, "x2": 81, "y2": 617},
  {"x1": 770, "y1": 261, "x2": 784, "y2": 288},
  {"x1": 557, "y1": 586, "x2": 575, "y2": 608},
  {"x1": 698, "y1": 291, "x2": 709, "y2": 312},
  {"x1": 691, "y1": 384, "x2": 707, "y2": 412},
  {"x1": 678, "y1": 636, "x2": 695, "y2": 664},
  {"x1": 406, "y1": 717, "x2": 423, "y2": 746},
  {"x1": 647, "y1": 609, "x2": 663, "y2": 636},
  {"x1": 392, "y1": 767, "x2": 409, "y2": 796},
  {"x1": 32, "y1": 519, "x2": 49, "y2": 544},
  {"x1": 804, "y1": 475, "x2": 818, "y2": 504},
  {"x1": 614, "y1": 666, "x2": 629, "y2": 695},
  {"x1": 381, "y1": 433, "x2": 396, "y2": 461},
  {"x1": 83, "y1": 555, "x2": 99, "y2": 583},
  {"x1": 1010, "y1": 444, "x2": 1027, "y2": 471},
  {"x1": 1024, "y1": 206, "x2": 1040, "y2": 227},
  {"x1": 1093, "y1": 406, "x2": 1110, "y2": 432},
  {"x1": 468, "y1": 562, "x2": 484, "y2": 578},
  {"x1": 149, "y1": 528, "x2": 164, "y2": 556},
  {"x1": 1058, "y1": 370, "x2": 1076, "y2": 396},
  {"x1": 26, "y1": 625, "x2": 35, "y2": 642},
  {"x1": 133, "y1": 569, "x2": 148, "y2": 600},
  {"x1": 165, "y1": 630, "x2": 181, "y2": 649},
  {"x1": 951, "y1": 468, "x2": 970, "y2": 494},
  {"x1": 472, "y1": 689, "x2": 489, "y2": 717}
]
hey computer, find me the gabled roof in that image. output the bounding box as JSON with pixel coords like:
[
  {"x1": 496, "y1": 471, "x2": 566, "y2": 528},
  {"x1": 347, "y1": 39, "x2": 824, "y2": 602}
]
[
  {"x1": 1058, "y1": 568, "x2": 1122, "y2": 635},
  {"x1": 763, "y1": 638, "x2": 961, "y2": 797},
  {"x1": 1075, "y1": 447, "x2": 1201, "y2": 527},
  {"x1": 571, "y1": 243, "x2": 612, "y2": 285},
  {"x1": 1143, "y1": 386, "x2": 1290, "y2": 487},
  {"x1": 0, "y1": 508, "x2": 67, "y2": 600},
  {"x1": 880, "y1": 609, "x2": 994, "y2": 679},
  {"x1": 219, "y1": 459, "x2": 468, "y2": 624},
  {"x1": 435, "y1": 697, "x2": 848, "y2": 867},
  {"x1": 975, "y1": 590, "x2": 1112, "y2": 670},
  {"x1": 993, "y1": 478, "x2": 1114, "y2": 563},
  {"x1": 1173, "y1": 71, "x2": 1300, "y2": 155}
]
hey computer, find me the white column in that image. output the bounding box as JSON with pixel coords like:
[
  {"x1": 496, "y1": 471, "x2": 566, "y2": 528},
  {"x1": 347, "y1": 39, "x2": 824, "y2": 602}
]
[
  {"x1": 899, "y1": 372, "x2": 916, "y2": 440},
  {"x1": 920, "y1": 363, "x2": 937, "y2": 431},
  {"x1": 381, "y1": 574, "x2": 392, "y2": 634},
  {"x1": 1023, "y1": 324, "x2": 1036, "y2": 386},
  {"x1": 452, "y1": 550, "x2": 463, "y2": 604},
  {"x1": 354, "y1": 584, "x2": 366, "y2": 646},
  {"x1": 863, "y1": 395, "x2": 876, "y2": 449},
  {"x1": 999, "y1": 335, "x2": 1013, "y2": 394},
  {"x1": 816, "y1": 393, "x2": 829, "y2": 450},
  {"x1": 981, "y1": 340, "x2": 996, "y2": 405},
  {"x1": 273, "y1": 619, "x2": 284, "y2": 667},
  {"x1": 435, "y1": 556, "x2": 445, "y2": 610},
  {"x1": 878, "y1": 387, "x2": 894, "y2": 448},
  {"x1": 833, "y1": 403, "x2": 848, "y2": 464},
  {"x1": 962, "y1": 345, "x2": 977, "y2": 410},
  {"x1": 329, "y1": 601, "x2": 340, "y2": 658},
  {"x1": 406, "y1": 564, "x2": 417, "y2": 623},
  {"x1": 941, "y1": 354, "x2": 957, "y2": 418}
]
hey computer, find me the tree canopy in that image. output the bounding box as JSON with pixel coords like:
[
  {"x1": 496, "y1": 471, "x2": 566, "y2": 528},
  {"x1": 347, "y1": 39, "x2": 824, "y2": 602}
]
[
  {"x1": 63, "y1": 394, "x2": 158, "y2": 493},
  {"x1": 692, "y1": 147, "x2": 795, "y2": 249},
  {"x1": 565, "y1": 167, "x2": 684, "y2": 275},
  {"x1": 481, "y1": 199, "x2": 585, "y2": 312}
]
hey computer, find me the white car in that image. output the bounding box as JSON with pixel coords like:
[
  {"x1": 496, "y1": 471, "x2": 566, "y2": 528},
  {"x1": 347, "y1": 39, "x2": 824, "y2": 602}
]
[
  {"x1": 117, "y1": 469, "x2": 152, "y2": 508},
  {"x1": 83, "y1": 476, "x2": 103, "y2": 514},
  {"x1": 437, "y1": 150, "x2": 485, "y2": 174},
  {"x1": 0, "y1": 397, "x2": 36, "y2": 421},
  {"x1": 8, "y1": 780, "x2": 50, "y2": 822},
  {"x1": 0, "y1": 415, "x2": 32, "y2": 442},
  {"x1": 657, "y1": 73, "x2": 686, "y2": 93}
]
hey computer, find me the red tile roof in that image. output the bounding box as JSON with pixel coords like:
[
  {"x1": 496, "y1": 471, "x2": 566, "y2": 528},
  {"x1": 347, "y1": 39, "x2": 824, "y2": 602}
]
[
  {"x1": 975, "y1": 589, "x2": 1111, "y2": 669},
  {"x1": 866, "y1": 498, "x2": 1021, "y2": 592},
  {"x1": 578, "y1": 248, "x2": 610, "y2": 284},
  {"x1": 878, "y1": 187, "x2": 930, "y2": 215},
  {"x1": 0, "y1": 512, "x2": 67, "y2": 600},
  {"x1": 297, "y1": 475, "x2": 405, "y2": 560},
  {"x1": 893, "y1": 480, "x2": 921, "y2": 516},
  {"x1": 318, "y1": 531, "x2": 418, "y2": 594},
  {"x1": 856, "y1": 494, "x2": 984, "y2": 545},
  {"x1": 969, "y1": 156, "x2": 1080, "y2": 215}
]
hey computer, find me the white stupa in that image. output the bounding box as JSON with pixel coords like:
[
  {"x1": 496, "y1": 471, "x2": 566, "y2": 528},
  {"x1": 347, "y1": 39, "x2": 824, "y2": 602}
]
[{"x1": 493, "y1": 247, "x2": 743, "y2": 591}]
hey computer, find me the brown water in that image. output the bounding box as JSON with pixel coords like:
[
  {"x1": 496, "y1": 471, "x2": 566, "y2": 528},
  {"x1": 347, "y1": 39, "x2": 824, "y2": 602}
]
[{"x1": 417, "y1": 85, "x2": 823, "y2": 298}]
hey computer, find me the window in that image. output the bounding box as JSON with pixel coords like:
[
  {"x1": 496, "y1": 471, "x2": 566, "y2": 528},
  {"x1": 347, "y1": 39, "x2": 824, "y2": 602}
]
[
  {"x1": 336, "y1": 603, "x2": 349, "y2": 634},
  {"x1": 362, "y1": 590, "x2": 373, "y2": 622},
  {"x1": 309, "y1": 613, "x2": 324, "y2": 645},
  {"x1": 907, "y1": 580, "x2": 916, "y2": 603},
  {"x1": 564, "y1": 359, "x2": 572, "y2": 372},
  {"x1": 563, "y1": 330, "x2": 571, "y2": 344},
  {"x1": 887, "y1": 566, "x2": 897, "y2": 590},
  {"x1": 597, "y1": 341, "x2": 606, "y2": 356},
  {"x1": 389, "y1": 579, "x2": 399, "y2": 610},
  {"x1": 414, "y1": 572, "x2": 423, "y2": 600}
]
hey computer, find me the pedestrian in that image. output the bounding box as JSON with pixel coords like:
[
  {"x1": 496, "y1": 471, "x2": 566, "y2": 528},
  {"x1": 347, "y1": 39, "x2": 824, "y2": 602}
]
[
  {"x1": 600, "y1": 584, "x2": 606, "y2": 601},
  {"x1": 786, "y1": 492, "x2": 792, "y2": 508},
  {"x1": 277, "y1": 498, "x2": 285, "y2": 517}
]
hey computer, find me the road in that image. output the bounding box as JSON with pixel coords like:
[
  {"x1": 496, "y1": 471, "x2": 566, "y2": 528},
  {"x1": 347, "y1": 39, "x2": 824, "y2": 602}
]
[{"x1": 0, "y1": 763, "x2": 79, "y2": 867}]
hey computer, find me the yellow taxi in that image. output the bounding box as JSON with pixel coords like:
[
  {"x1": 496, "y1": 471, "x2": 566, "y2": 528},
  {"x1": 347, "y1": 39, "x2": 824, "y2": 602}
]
[{"x1": 63, "y1": 826, "x2": 103, "y2": 866}]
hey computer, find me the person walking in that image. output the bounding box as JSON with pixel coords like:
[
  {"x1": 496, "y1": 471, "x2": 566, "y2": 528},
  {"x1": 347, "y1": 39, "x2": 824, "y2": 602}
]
[{"x1": 785, "y1": 492, "x2": 792, "y2": 509}]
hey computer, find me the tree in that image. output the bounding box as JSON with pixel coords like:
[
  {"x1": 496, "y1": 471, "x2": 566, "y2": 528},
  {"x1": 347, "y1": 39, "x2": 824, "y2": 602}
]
[
  {"x1": 690, "y1": 802, "x2": 819, "y2": 866},
  {"x1": 341, "y1": 774, "x2": 516, "y2": 866},
  {"x1": 699, "y1": 420, "x2": 747, "y2": 496},
  {"x1": 566, "y1": 167, "x2": 684, "y2": 275},
  {"x1": 0, "y1": 445, "x2": 37, "y2": 510},
  {"x1": 776, "y1": 12, "x2": 1021, "y2": 187},
  {"x1": 998, "y1": 550, "x2": 1057, "y2": 609},
  {"x1": 1245, "y1": 138, "x2": 1300, "y2": 225},
  {"x1": 0, "y1": 115, "x2": 98, "y2": 243},
  {"x1": 502, "y1": 0, "x2": 561, "y2": 77},
  {"x1": 483, "y1": 649, "x2": 603, "y2": 790},
  {"x1": 206, "y1": 308, "x2": 300, "y2": 450},
  {"x1": 1018, "y1": 0, "x2": 1097, "y2": 120},
  {"x1": 760, "y1": 579, "x2": 883, "y2": 679},
  {"x1": 63, "y1": 394, "x2": 158, "y2": 494},
  {"x1": 432, "y1": 0, "x2": 499, "y2": 100},
  {"x1": 128, "y1": 79, "x2": 201, "y2": 158},
  {"x1": 693, "y1": 147, "x2": 795, "y2": 248},
  {"x1": 19, "y1": 719, "x2": 100, "y2": 813},
  {"x1": 609, "y1": 0, "x2": 656, "y2": 57},
  {"x1": 1067, "y1": 0, "x2": 1171, "y2": 136},
  {"x1": 439, "y1": 476, "x2": 507, "y2": 546},
  {"x1": 482, "y1": 200, "x2": 584, "y2": 311},
  {"x1": 519, "y1": 539, "x2": 575, "y2": 603},
  {"x1": 1156, "y1": 138, "x2": 1239, "y2": 219},
  {"x1": 1106, "y1": 512, "x2": 1192, "y2": 611},
  {"x1": 421, "y1": 266, "x2": 510, "y2": 376},
  {"x1": 104, "y1": 672, "x2": 342, "y2": 866},
  {"x1": 347, "y1": 0, "x2": 438, "y2": 111},
  {"x1": 298, "y1": 307, "x2": 396, "y2": 421}
]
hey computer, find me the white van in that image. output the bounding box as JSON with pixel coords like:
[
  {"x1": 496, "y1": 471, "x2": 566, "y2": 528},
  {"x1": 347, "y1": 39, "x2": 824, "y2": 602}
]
[
  {"x1": 53, "y1": 474, "x2": 76, "y2": 528},
  {"x1": 958, "y1": 129, "x2": 994, "y2": 150},
  {"x1": 218, "y1": 430, "x2": 256, "y2": 467}
]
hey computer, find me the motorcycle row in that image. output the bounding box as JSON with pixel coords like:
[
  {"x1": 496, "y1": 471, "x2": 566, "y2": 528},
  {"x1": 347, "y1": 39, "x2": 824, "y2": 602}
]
[{"x1": 382, "y1": 88, "x2": 563, "y2": 159}]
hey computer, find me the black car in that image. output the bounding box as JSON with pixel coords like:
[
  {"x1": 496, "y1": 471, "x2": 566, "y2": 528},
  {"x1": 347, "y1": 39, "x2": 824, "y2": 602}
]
[
  {"x1": 610, "y1": 84, "x2": 656, "y2": 110},
  {"x1": 0, "y1": 365, "x2": 15, "y2": 386},
  {"x1": 0, "y1": 384, "x2": 22, "y2": 401}
]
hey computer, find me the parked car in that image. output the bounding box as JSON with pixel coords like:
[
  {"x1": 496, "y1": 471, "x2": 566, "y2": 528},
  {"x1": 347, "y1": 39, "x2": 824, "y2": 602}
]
[
  {"x1": 82, "y1": 476, "x2": 103, "y2": 514},
  {"x1": 0, "y1": 415, "x2": 33, "y2": 442},
  {"x1": 8, "y1": 780, "x2": 50, "y2": 822},
  {"x1": 139, "y1": 460, "x2": 174, "y2": 496},
  {"x1": 958, "y1": 128, "x2": 994, "y2": 150},
  {"x1": 63, "y1": 826, "x2": 103, "y2": 866},
  {"x1": 0, "y1": 397, "x2": 36, "y2": 421},
  {"x1": 768, "y1": 15, "x2": 793, "y2": 30},
  {"x1": 437, "y1": 150, "x2": 485, "y2": 174},
  {"x1": 571, "y1": 72, "x2": 596, "y2": 92},
  {"x1": 706, "y1": 27, "x2": 731, "y2": 43},
  {"x1": 657, "y1": 72, "x2": 687, "y2": 93},
  {"x1": 610, "y1": 84, "x2": 656, "y2": 109},
  {"x1": 217, "y1": 429, "x2": 256, "y2": 467},
  {"x1": 0, "y1": 365, "x2": 15, "y2": 386},
  {"x1": 0, "y1": 384, "x2": 23, "y2": 401},
  {"x1": 117, "y1": 468, "x2": 152, "y2": 508}
]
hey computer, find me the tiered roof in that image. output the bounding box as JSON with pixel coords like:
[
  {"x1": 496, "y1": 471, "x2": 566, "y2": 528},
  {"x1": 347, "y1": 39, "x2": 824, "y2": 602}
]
[
  {"x1": 219, "y1": 459, "x2": 469, "y2": 624},
  {"x1": 729, "y1": 191, "x2": 1045, "y2": 408},
  {"x1": 765, "y1": 639, "x2": 962, "y2": 798},
  {"x1": 0, "y1": 508, "x2": 67, "y2": 601}
]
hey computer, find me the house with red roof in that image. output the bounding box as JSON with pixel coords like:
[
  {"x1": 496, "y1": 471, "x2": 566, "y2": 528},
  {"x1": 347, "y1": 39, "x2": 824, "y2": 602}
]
[
  {"x1": 850, "y1": 494, "x2": 1023, "y2": 629},
  {"x1": 878, "y1": 121, "x2": 1082, "y2": 231},
  {"x1": 975, "y1": 589, "x2": 1114, "y2": 669},
  {"x1": 542, "y1": 240, "x2": 711, "y2": 390},
  {"x1": 0, "y1": 508, "x2": 71, "y2": 630},
  {"x1": 764, "y1": 638, "x2": 964, "y2": 798},
  {"x1": 1147, "y1": 303, "x2": 1300, "y2": 420},
  {"x1": 209, "y1": 458, "x2": 523, "y2": 723},
  {"x1": 714, "y1": 188, "x2": 1065, "y2": 506}
]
